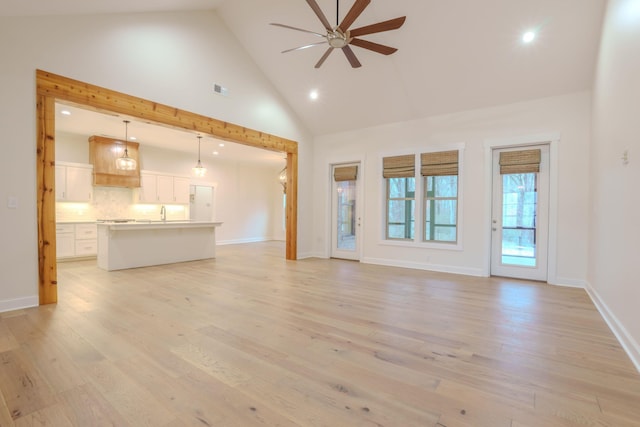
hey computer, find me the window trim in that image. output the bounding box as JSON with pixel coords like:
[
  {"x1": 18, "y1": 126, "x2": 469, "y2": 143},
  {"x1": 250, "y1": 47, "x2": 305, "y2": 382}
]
[{"x1": 385, "y1": 176, "x2": 416, "y2": 240}]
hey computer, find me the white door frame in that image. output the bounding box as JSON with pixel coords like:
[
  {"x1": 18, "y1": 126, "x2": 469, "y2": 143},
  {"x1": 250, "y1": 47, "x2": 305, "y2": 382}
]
[
  {"x1": 327, "y1": 160, "x2": 364, "y2": 261},
  {"x1": 483, "y1": 133, "x2": 559, "y2": 284}
]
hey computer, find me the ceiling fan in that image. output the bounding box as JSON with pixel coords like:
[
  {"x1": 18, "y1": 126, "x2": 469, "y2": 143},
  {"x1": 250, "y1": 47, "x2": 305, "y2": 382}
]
[{"x1": 271, "y1": 0, "x2": 406, "y2": 68}]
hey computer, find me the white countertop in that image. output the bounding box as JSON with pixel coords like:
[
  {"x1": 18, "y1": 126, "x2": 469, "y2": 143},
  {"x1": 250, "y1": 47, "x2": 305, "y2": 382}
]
[{"x1": 97, "y1": 220, "x2": 222, "y2": 231}]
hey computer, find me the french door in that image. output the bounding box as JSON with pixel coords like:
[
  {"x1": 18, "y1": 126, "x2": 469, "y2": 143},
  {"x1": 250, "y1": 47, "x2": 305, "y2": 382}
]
[
  {"x1": 491, "y1": 145, "x2": 549, "y2": 281},
  {"x1": 331, "y1": 163, "x2": 360, "y2": 260}
]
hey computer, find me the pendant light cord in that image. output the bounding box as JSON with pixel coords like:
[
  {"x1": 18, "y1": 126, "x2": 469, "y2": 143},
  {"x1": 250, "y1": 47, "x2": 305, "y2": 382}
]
[
  {"x1": 123, "y1": 120, "x2": 130, "y2": 155},
  {"x1": 336, "y1": 0, "x2": 339, "y2": 26}
]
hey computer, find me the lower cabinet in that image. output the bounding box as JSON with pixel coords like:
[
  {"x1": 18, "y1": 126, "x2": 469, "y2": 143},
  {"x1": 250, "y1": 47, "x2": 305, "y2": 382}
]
[
  {"x1": 56, "y1": 223, "x2": 98, "y2": 260},
  {"x1": 56, "y1": 224, "x2": 75, "y2": 258}
]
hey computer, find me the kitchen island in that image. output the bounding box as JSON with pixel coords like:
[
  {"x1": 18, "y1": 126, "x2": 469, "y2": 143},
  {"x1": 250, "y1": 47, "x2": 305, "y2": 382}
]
[{"x1": 97, "y1": 221, "x2": 222, "y2": 271}]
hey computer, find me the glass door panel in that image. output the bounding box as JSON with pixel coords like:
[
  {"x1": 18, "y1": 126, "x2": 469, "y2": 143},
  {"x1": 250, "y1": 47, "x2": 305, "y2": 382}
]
[
  {"x1": 336, "y1": 180, "x2": 356, "y2": 251},
  {"x1": 501, "y1": 173, "x2": 537, "y2": 267},
  {"x1": 331, "y1": 163, "x2": 360, "y2": 261}
]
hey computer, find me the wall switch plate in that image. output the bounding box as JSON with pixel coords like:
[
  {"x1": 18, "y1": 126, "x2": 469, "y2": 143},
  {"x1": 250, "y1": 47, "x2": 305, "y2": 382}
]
[{"x1": 7, "y1": 196, "x2": 17, "y2": 209}]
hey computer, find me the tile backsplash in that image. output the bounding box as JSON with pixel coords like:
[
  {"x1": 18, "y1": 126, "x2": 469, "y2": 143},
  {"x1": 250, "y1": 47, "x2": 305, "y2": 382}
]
[{"x1": 56, "y1": 187, "x2": 188, "y2": 222}]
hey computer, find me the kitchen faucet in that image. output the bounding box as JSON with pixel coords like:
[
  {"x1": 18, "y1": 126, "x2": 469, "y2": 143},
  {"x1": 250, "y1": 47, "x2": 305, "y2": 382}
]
[{"x1": 160, "y1": 205, "x2": 166, "y2": 221}]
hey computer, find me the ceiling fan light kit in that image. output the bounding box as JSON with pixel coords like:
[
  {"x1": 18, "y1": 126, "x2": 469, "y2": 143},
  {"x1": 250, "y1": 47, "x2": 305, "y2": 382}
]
[{"x1": 271, "y1": 0, "x2": 406, "y2": 68}]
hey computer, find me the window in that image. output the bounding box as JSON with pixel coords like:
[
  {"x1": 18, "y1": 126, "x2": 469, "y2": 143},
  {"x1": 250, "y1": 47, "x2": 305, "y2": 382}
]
[
  {"x1": 421, "y1": 150, "x2": 459, "y2": 243},
  {"x1": 383, "y1": 154, "x2": 415, "y2": 240},
  {"x1": 387, "y1": 177, "x2": 415, "y2": 239}
]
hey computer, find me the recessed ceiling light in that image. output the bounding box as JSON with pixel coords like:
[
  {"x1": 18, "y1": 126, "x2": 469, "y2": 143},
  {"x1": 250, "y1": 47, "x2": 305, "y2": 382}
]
[
  {"x1": 309, "y1": 90, "x2": 319, "y2": 100},
  {"x1": 522, "y1": 31, "x2": 536, "y2": 44},
  {"x1": 61, "y1": 110, "x2": 71, "y2": 116},
  {"x1": 213, "y1": 151, "x2": 219, "y2": 155},
  {"x1": 219, "y1": 143, "x2": 225, "y2": 147},
  {"x1": 129, "y1": 136, "x2": 137, "y2": 141}
]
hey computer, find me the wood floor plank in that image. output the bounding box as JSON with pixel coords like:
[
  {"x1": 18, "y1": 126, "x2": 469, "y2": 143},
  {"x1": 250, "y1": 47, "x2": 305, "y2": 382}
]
[{"x1": 1, "y1": 241, "x2": 640, "y2": 426}]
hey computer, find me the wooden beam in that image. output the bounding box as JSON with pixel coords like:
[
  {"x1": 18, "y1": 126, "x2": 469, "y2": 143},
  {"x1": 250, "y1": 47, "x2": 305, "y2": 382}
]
[
  {"x1": 286, "y1": 152, "x2": 298, "y2": 260},
  {"x1": 35, "y1": 70, "x2": 298, "y2": 154},
  {"x1": 36, "y1": 70, "x2": 299, "y2": 305},
  {"x1": 37, "y1": 95, "x2": 58, "y2": 304}
]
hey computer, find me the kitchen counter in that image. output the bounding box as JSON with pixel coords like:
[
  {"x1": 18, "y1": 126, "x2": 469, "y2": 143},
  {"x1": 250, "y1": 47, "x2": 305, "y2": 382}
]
[{"x1": 97, "y1": 221, "x2": 223, "y2": 271}]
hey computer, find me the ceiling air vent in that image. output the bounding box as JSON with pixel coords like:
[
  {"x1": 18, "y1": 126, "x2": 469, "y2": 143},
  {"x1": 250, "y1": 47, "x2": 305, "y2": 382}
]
[{"x1": 213, "y1": 83, "x2": 229, "y2": 96}]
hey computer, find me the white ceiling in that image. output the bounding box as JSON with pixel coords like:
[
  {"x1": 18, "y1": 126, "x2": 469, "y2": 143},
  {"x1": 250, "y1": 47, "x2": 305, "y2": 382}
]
[
  {"x1": 55, "y1": 103, "x2": 286, "y2": 165},
  {"x1": 217, "y1": 0, "x2": 606, "y2": 136},
  {"x1": 0, "y1": 0, "x2": 224, "y2": 17},
  {"x1": 8, "y1": 0, "x2": 607, "y2": 150}
]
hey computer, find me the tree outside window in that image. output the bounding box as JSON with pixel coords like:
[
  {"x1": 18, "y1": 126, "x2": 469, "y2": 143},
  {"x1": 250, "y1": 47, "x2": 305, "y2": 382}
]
[
  {"x1": 424, "y1": 175, "x2": 458, "y2": 242},
  {"x1": 386, "y1": 177, "x2": 415, "y2": 239}
]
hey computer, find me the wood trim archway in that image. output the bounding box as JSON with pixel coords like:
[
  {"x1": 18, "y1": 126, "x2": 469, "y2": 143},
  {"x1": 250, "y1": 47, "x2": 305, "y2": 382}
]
[{"x1": 36, "y1": 69, "x2": 298, "y2": 305}]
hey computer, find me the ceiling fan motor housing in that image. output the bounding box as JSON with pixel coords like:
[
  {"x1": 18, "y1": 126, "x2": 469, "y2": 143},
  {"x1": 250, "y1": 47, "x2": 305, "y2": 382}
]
[{"x1": 327, "y1": 29, "x2": 349, "y2": 48}]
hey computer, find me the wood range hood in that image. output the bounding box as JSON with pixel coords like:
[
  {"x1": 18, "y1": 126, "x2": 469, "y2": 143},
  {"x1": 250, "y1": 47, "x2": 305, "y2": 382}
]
[{"x1": 89, "y1": 135, "x2": 141, "y2": 188}]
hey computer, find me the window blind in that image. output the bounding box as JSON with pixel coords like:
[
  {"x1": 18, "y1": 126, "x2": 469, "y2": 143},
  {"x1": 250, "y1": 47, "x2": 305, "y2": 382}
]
[
  {"x1": 382, "y1": 155, "x2": 415, "y2": 178},
  {"x1": 420, "y1": 150, "x2": 459, "y2": 176},
  {"x1": 333, "y1": 165, "x2": 358, "y2": 181},
  {"x1": 499, "y1": 149, "x2": 541, "y2": 174}
]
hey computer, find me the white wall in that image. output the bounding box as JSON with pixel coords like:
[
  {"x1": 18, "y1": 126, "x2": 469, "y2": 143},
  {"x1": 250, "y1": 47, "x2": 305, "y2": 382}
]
[
  {"x1": 313, "y1": 92, "x2": 591, "y2": 285},
  {"x1": 0, "y1": 10, "x2": 312, "y2": 312},
  {"x1": 589, "y1": 0, "x2": 640, "y2": 370}
]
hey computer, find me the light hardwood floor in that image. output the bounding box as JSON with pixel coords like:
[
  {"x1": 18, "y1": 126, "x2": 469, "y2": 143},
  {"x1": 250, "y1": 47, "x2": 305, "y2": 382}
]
[{"x1": 1, "y1": 242, "x2": 639, "y2": 426}]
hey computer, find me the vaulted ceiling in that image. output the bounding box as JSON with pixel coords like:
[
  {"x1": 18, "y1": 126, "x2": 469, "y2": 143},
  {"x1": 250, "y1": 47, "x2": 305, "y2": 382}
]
[{"x1": 3, "y1": 0, "x2": 607, "y2": 137}]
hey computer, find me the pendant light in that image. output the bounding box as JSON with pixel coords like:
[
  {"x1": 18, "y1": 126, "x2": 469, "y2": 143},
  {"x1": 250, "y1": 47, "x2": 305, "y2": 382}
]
[
  {"x1": 193, "y1": 135, "x2": 207, "y2": 177},
  {"x1": 115, "y1": 120, "x2": 137, "y2": 171}
]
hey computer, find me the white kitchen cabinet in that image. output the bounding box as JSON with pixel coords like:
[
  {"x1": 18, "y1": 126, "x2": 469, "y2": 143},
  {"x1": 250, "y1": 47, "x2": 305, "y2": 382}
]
[
  {"x1": 173, "y1": 177, "x2": 190, "y2": 204},
  {"x1": 138, "y1": 172, "x2": 159, "y2": 203},
  {"x1": 56, "y1": 163, "x2": 93, "y2": 202},
  {"x1": 56, "y1": 223, "x2": 98, "y2": 260},
  {"x1": 55, "y1": 223, "x2": 75, "y2": 258},
  {"x1": 156, "y1": 175, "x2": 174, "y2": 203},
  {"x1": 137, "y1": 171, "x2": 190, "y2": 204}
]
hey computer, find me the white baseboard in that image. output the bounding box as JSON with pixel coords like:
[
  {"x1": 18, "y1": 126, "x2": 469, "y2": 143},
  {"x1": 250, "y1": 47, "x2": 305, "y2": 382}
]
[
  {"x1": 361, "y1": 257, "x2": 484, "y2": 277},
  {"x1": 296, "y1": 251, "x2": 325, "y2": 260},
  {"x1": 585, "y1": 282, "x2": 640, "y2": 374},
  {"x1": 0, "y1": 296, "x2": 39, "y2": 314},
  {"x1": 551, "y1": 277, "x2": 587, "y2": 288}
]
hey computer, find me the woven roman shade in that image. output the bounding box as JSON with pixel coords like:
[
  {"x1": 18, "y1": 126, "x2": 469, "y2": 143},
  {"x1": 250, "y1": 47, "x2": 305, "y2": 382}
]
[
  {"x1": 382, "y1": 155, "x2": 415, "y2": 178},
  {"x1": 334, "y1": 165, "x2": 358, "y2": 181},
  {"x1": 499, "y1": 149, "x2": 541, "y2": 174},
  {"x1": 421, "y1": 150, "x2": 459, "y2": 176}
]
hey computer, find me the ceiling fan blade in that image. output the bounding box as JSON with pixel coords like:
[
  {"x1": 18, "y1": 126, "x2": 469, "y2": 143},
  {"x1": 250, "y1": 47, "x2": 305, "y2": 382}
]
[
  {"x1": 282, "y1": 41, "x2": 327, "y2": 54},
  {"x1": 342, "y1": 45, "x2": 362, "y2": 68},
  {"x1": 349, "y1": 16, "x2": 406, "y2": 37},
  {"x1": 350, "y1": 38, "x2": 398, "y2": 55},
  {"x1": 270, "y1": 23, "x2": 325, "y2": 38},
  {"x1": 338, "y1": 0, "x2": 371, "y2": 32},
  {"x1": 306, "y1": 0, "x2": 333, "y2": 31},
  {"x1": 315, "y1": 47, "x2": 334, "y2": 68}
]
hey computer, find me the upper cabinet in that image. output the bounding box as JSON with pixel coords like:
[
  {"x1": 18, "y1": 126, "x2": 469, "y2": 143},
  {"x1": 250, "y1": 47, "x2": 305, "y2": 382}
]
[
  {"x1": 89, "y1": 135, "x2": 140, "y2": 188},
  {"x1": 56, "y1": 162, "x2": 93, "y2": 202},
  {"x1": 173, "y1": 177, "x2": 190, "y2": 204},
  {"x1": 137, "y1": 171, "x2": 190, "y2": 204}
]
